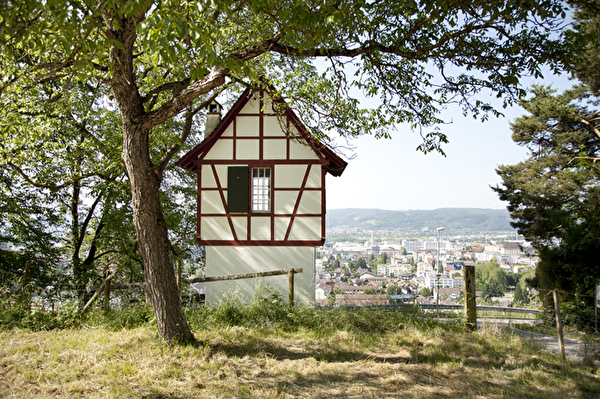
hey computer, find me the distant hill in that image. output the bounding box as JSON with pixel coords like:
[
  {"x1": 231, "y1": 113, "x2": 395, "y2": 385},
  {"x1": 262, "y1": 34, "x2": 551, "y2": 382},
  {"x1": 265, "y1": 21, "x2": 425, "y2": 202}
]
[{"x1": 326, "y1": 208, "x2": 514, "y2": 232}]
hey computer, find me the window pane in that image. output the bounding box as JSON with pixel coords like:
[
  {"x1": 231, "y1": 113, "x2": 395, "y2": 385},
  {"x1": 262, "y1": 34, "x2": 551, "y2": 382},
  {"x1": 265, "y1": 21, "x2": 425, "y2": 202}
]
[{"x1": 251, "y1": 167, "x2": 271, "y2": 212}]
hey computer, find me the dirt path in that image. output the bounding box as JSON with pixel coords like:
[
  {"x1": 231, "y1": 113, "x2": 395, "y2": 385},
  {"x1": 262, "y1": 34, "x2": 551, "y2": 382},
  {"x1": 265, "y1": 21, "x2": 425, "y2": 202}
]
[{"x1": 512, "y1": 328, "x2": 600, "y2": 362}]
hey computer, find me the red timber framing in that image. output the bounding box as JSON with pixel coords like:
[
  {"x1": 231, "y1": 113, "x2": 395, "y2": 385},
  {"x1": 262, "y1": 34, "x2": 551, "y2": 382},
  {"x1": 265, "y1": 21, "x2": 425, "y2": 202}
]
[{"x1": 176, "y1": 87, "x2": 347, "y2": 247}]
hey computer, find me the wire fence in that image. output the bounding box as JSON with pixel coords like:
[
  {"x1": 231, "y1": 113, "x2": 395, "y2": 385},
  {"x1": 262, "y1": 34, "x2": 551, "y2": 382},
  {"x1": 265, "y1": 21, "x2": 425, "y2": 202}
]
[
  {"x1": 336, "y1": 287, "x2": 600, "y2": 338},
  {"x1": 2, "y1": 281, "x2": 148, "y2": 314},
  {"x1": 533, "y1": 288, "x2": 599, "y2": 334}
]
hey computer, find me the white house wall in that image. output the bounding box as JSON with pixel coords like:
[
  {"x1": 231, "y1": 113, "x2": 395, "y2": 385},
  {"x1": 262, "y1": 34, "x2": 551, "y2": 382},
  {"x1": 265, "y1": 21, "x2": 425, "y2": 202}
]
[
  {"x1": 264, "y1": 116, "x2": 286, "y2": 137},
  {"x1": 236, "y1": 140, "x2": 260, "y2": 159},
  {"x1": 288, "y1": 217, "x2": 321, "y2": 240},
  {"x1": 201, "y1": 218, "x2": 234, "y2": 240},
  {"x1": 200, "y1": 191, "x2": 225, "y2": 214},
  {"x1": 197, "y1": 154, "x2": 324, "y2": 243},
  {"x1": 205, "y1": 246, "x2": 316, "y2": 305},
  {"x1": 274, "y1": 165, "x2": 300, "y2": 187},
  {"x1": 264, "y1": 139, "x2": 287, "y2": 159},
  {"x1": 236, "y1": 116, "x2": 259, "y2": 136},
  {"x1": 203, "y1": 139, "x2": 233, "y2": 160}
]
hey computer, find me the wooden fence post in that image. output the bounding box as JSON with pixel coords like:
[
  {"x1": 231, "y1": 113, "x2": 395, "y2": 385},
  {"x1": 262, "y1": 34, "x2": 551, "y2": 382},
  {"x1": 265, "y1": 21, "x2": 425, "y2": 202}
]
[
  {"x1": 463, "y1": 265, "x2": 477, "y2": 331},
  {"x1": 553, "y1": 289, "x2": 565, "y2": 361},
  {"x1": 103, "y1": 276, "x2": 111, "y2": 314},
  {"x1": 21, "y1": 260, "x2": 31, "y2": 290},
  {"x1": 288, "y1": 268, "x2": 295, "y2": 307}
]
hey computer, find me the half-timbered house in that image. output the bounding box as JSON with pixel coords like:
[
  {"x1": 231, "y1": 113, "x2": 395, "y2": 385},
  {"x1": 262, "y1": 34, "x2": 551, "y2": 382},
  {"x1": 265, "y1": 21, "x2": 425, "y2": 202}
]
[{"x1": 176, "y1": 87, "x2": 347, "y2": 304}]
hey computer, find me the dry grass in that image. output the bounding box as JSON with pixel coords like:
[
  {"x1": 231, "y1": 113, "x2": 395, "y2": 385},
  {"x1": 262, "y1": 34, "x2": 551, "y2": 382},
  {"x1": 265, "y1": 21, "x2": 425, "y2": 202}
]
[{"x1": 1, "y1": 321, "x2": 599, "y2": 398}]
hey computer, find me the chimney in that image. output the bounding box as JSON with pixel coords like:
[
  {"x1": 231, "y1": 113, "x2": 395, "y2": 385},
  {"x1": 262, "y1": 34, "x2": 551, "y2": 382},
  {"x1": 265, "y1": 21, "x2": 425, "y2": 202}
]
[{"x1": 204, "y1": 100, "x2": 222, "y2": 137}]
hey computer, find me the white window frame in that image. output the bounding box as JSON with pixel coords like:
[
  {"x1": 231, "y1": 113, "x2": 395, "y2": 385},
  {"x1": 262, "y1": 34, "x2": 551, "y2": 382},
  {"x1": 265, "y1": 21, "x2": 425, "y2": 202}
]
[{"x1": 251, "y1": 167, "x2": 271, "y2": 212}]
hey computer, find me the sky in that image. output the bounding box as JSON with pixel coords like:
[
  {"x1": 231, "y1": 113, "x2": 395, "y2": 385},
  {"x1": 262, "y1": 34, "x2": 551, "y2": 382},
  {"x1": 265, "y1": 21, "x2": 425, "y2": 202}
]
[{"x1": 326, "y1": 72, "x2": 573, "y2": 211}]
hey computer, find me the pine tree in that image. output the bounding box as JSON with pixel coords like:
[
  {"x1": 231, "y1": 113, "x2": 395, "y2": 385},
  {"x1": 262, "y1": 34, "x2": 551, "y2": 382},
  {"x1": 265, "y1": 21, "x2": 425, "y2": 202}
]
[{"x1": 494, "y1": 1, "x2": 600, "y2": 322}]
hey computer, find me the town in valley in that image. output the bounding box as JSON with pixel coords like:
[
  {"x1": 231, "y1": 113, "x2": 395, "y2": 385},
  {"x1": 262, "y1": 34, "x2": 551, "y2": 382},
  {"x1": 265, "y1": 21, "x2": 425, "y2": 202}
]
[{"x1": 316, "y1": 227, "x2": 537, "y2": 308}]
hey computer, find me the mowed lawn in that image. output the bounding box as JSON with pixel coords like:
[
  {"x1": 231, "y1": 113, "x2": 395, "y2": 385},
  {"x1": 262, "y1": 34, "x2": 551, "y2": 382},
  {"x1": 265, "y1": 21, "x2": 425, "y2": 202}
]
[{"x1": 1, "y1": 321, "x2": 600, "y2": 398}]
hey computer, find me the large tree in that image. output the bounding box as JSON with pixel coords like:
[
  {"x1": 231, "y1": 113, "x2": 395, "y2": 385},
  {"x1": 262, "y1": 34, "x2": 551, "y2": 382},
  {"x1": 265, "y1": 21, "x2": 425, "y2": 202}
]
[
  {"x1": 494, "y1": 85, "x2": 600, "y2": 244},
  {"x1": 494, "y1": 84, "x2": 600, "y2": 309},
  {"x1": 2, "y1": 76, "x2": 202, "y2": 302},
  {"x1": 1, "y1": 0, "x2": 567, "y2": 342},
  {"x1": 494, "y1": 1, "x2": 600, "y2": 316},
  {"x1": 475, "y1": 260, "x2": 508, "y2": 300},
  {"x1": 568, "y1": 0, "x2": 600, "y2": 94}
]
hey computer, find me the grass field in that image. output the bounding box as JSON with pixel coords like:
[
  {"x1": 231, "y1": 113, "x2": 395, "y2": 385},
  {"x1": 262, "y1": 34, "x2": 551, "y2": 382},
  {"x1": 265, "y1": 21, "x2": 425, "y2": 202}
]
[{"x1": 1, "y1": 301, "x2": 599, "y2": 398}]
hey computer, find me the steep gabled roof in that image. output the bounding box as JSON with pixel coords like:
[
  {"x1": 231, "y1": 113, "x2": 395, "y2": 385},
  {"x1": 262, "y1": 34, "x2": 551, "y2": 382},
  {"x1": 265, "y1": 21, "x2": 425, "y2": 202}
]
[{"x1": 176, "y1": 87, "x2": 347, "y2": 176}]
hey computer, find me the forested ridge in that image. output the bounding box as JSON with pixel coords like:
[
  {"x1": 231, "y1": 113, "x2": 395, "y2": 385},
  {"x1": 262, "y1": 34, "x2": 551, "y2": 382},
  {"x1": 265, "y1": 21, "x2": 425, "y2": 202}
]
[{"x1": 326, "y1": 208, "x2": 513, "y2": 232}]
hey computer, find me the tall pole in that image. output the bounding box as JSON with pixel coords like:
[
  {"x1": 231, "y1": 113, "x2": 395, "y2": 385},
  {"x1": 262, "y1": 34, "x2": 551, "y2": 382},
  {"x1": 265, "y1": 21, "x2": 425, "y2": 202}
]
[
  {"x1": 436, "y1": 227, "x2": 444, "y2": 315},
  {"x1": 288, "y1": 268, "x2": 295, "y2": 307}
]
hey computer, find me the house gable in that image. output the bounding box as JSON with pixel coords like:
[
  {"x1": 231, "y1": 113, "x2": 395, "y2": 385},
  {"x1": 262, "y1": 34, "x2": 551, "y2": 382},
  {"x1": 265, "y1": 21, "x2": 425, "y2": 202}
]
[
  {"x1": 177, "y1": 89, "x2": 345, "y2": 174},
  {"x1": 176, "y1": 88, "x2": 347, "y2": 247}
]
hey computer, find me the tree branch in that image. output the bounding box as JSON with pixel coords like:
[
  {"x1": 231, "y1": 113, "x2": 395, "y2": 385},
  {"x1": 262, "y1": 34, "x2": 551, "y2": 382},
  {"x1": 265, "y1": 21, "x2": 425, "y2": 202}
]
[
  {"x1": 141, "y1": 78, "x2": 191, "y2": 104},
  {"x1": 77, "y1": 188, "x2": 106, "y2": 257},
  {"x1": 156, "y1": 84, "x2": 232, "y2": 175},
  {"x1": 92, "y1": 250, "x2": 120, "y2": 263},
  {"x1": 80, "y1": 270, "x2": 114, "y2": 316},
  {"x1": 577, "y1": 114, "x2": 600, "y2": 139},
  {"x1": 231, "y1": 30, "x2": 286, "y2": 61},
  {"x1": 265, "y1": 18, "x2": 499, "y2": 62},
  {"x1": 142, "y1": 63, "x2": 229, "y2": 129},
  {"x1": 0, "y1": 10, "x2": 43, "y2": 47},
  {"x1": 5, "y1": 162, "x2": 105, "y2": 191}
]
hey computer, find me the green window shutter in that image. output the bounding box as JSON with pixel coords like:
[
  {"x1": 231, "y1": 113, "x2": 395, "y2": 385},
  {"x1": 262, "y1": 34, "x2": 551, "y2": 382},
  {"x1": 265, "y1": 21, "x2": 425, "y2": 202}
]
[{"x1": 227, "y1": 166, "x2": 249, "y2": 213}]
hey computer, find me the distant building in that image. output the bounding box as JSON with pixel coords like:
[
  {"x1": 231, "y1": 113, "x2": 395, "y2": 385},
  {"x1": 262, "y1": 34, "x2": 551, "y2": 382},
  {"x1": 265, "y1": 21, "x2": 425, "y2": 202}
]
[
  {"x1": 340, "y1": 285, "x2": 367, "y2": 295},
  {"x1": 402, "y1": 240, "x2": 424, "y2": 252},
  {"x1": 435, "y1": 287, "x2": 462, "y2": 302},
  {"x1": 381, "y1": 247, "x2": 404, "y2": 257},
  {"x1": 417, "y1": 262, "x2": 434, "y2": 272},
  {"x1": 501, "y1": 242, "x2": 524, "y2": 255},
  {"x1": 424, "y1": 274, "x2": 462, "y2": 289},
  {"x1": 396, "y1": 272, "x2": 413, "y2": 281}
]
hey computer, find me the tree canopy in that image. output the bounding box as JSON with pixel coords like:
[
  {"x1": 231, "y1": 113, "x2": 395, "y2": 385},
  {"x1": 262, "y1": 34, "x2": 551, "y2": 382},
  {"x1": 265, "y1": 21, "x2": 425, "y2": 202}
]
[
  {"x1": 1, "y1": 0, "x2": 568, "y2": 149},
  {"x1": 494, "y1": 83, "x2": 600, "y2": 314},
  {"x1": 475, "y1": 260, "x2": 508, "y2": 300}
]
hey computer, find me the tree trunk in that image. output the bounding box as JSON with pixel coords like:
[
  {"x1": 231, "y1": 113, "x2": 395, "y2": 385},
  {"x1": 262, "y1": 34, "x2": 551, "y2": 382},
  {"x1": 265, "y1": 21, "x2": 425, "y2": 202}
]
[
  {"x1": 103, "y1": 10, "x2": 223, "y2": 344},
  {"x1": 121, "y1": 122, "x2": 194, "y2": 343}
]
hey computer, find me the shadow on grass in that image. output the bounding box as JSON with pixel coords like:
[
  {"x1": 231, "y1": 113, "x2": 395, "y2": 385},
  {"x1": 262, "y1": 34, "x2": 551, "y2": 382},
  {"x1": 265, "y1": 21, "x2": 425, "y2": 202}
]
[
  {"x1": 207, "y1": 337, "x2": 415, "y2": 363},
  {"x1": 202, "y1": 333, "x2": 600, "y2": 398}
]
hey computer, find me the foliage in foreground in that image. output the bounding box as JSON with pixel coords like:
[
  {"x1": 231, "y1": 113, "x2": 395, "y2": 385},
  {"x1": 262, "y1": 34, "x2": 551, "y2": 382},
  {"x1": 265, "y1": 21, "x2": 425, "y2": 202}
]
[{"x1": 0, "y1": 287, "x2": 448, "y2": 339}]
